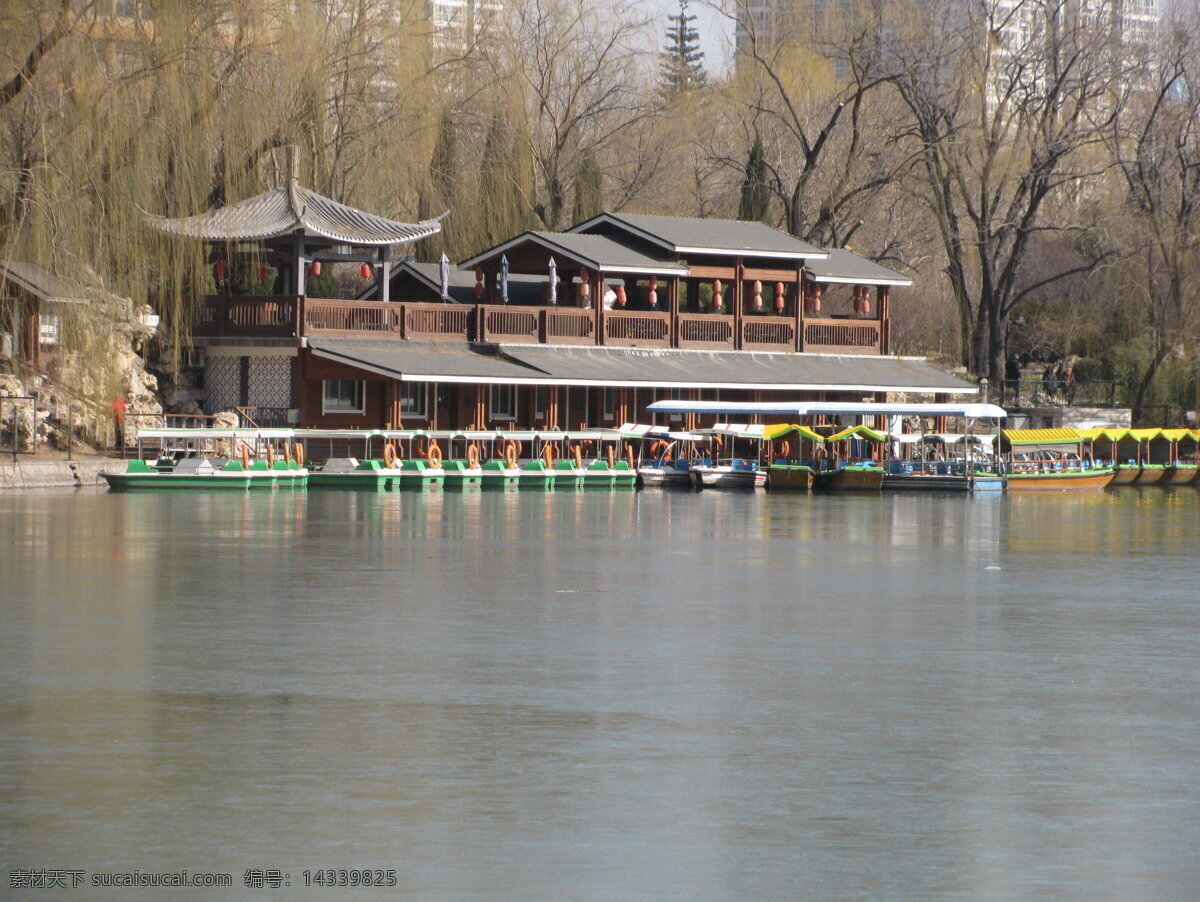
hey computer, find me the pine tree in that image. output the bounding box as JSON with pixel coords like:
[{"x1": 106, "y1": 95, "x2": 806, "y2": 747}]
[
  {"x1": 738, "y1": 133, "x2": 770, "y2": 223},
  {"x1": 660, "y1": 0, "x2": 707, "y2": 99}
]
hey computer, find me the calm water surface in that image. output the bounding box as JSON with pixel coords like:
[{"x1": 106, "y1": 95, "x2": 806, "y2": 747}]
[{"x1": 1, "y1": 487, "x2": 1198, "y2": 900}]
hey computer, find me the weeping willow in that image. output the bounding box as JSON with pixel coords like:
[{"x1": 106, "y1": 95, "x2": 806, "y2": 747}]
[{"x1": 0, "y1": 0, "x2": 440, "y2": 396}]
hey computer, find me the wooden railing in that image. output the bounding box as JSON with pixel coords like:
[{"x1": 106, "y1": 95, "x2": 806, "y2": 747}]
[
  {"x1": 803, "y1": 317, "x2": 881, "y2": 354},
  {"x1": 482, "y1": 305, "x2": 540, "y2": 343},
  {"x1": 605, "y1": 311, "x2": 670, "y2": 347},
  {"x1": 677, "y1": 313, "x2": 735, "y2": 349},
  {"x1": 742, "y1": 317, "x2": 795, "y2": 352},
  {"x1": 305, "y1": 298, "x2": 397, "y2": 335},
  {"x1": 196, "y1": 295, "x2": 299, "y2": 336},
  {"x1": 402, "y1": 302, "x2": 469, "y2": 341},
  {"x1": 197, "y1": 295, "x2": 889, "y2": 356},
  {"x1": 545, "y1": 309, "x2": 595, "y2": 344}
]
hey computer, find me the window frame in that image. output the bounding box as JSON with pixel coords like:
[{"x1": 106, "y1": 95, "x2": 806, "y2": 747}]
[{"x1": 322, "y1": 379, "x2": 366, "y2": 415}]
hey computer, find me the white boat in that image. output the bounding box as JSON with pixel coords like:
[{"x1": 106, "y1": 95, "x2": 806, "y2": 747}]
[
  {"x1": 688, "y1": 460, "x2": 767, "y2": 489},
  {"x1": 638, "y1": 461, "x2": 693, "y2": 488}
]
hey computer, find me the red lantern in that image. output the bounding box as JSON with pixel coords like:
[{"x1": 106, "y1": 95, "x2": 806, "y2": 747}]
[
  {"x1": 775, "y1": 282, "x2": 786, "y2": 314},
  {"x1": 713, "y1": 279, "x2": 723, "y2": 311},
  {"x1": 213, "y1": 260, "x2": 226, "y2": 280},
  {"x1": 615, "y1": 285, "x2": 627, "y2": 307},
  {"x1": 752, "y1": 279, "x2": 763, "y2": 310},
  {"x1": 258, "y1": 265, "x2": 269, "y2": 282},
  {"x1": 474, "y1": 267, "x2": 484, "y2": 299},
  {"x1": 579, "y1": 268, "x2": 590, "y2": 301},
  {"x1": 311, "y1": 260, "x2": 322, "y2": 277},
  {"x1": 647, "y1": 275, "x2": 658, "y2": 309},
  {"x1": 360, "y1": 263, "x2": 372, "y2": 280}
]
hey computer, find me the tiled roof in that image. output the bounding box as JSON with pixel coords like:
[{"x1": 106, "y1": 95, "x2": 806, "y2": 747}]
[
  {"x1": 805, "y1": 249, "x2": 913, "y2": 286},
  {"x1": 146, "y1": 182, "x2": 442, "y2": 246},
  {"x1": 571, "y1": 212, "x2": 829, "y2": 260}
]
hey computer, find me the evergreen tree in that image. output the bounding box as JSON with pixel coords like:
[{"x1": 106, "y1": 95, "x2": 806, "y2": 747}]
[
  {"x1": 573, "y1": 148, "x2": 603, "y2": 223},
  {"x1": 738, "y1": 133, "x2": 770, "y2": 223},
  {"x1": 660, "y1": 0, "x2": 707, "y2": 99}
]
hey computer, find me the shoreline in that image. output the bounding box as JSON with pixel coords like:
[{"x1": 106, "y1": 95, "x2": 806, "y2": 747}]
[{"x1": 0, "y1": 459, "x2": 124, "y2": 490}]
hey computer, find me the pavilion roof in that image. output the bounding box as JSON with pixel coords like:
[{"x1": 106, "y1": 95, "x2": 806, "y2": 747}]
[
  {"x1": 570, "y1": 212, "x2": 829, "y2": 261},
  {"x1": 145, "y1": 182, "x2": 443, "y2": 246},
  {"x1": 0, "y1": 261, "x2": 87, "y2": 304},
  {"x1": 805, "y1": 249, "x2": 913, "y2": 287},
  {"x1": 460, "y1": 231, "x2": 689, "y2": 276}
]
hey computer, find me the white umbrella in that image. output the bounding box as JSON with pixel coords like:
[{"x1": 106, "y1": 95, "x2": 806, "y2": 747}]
[
  {"x1": 439, "y1": 253, "x2": 450, "y2": 302},
  {"x1": 548, "y1": 256, "x2": 557, "y2": 306},
  {"x1": 500, "y1": 254, "x2": 510, "y2": 304}
]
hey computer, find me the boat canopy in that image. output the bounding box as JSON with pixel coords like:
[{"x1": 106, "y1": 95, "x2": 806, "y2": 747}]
[
  {"x1": 645, "y1": 400, "x2": 1006, "y2": 418},
  {"x1": 826, "y1": 424, "x2": 887, "y2": 443},
  {"x1": 1078, "y1": 427, "x2": 1131, "y2": 443},
  {"x1": 1001, "y1": 428, "x2": 1083, "y2": 446},
  {"x1": 1159, "y1": 428, "x2": 1200, "y2": 443},
  {"x1": 1128, "y1": 427, "x2": 1165, "y2": 442},
  {"x1": 705, "y1": 423, "x2": 767, "y2": 439},
  {"x1": 763, "y1": 423, "x2": 825, "y2": 442}
]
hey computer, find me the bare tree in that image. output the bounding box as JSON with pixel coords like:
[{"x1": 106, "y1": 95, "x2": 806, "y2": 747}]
[
  {"x1": 1103, "y1": 13, "x2": 1200, "y2": 416},
  {"x1": 889, "y1": 0, "x2": 1128, "y2": 379},
  {"x1": 491, "y1": 0, "x2": 656, "y2": 230}
]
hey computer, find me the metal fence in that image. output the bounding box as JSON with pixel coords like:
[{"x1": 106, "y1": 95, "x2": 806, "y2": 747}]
[
  {"x1": 998, "y1": 379, "x2": 1121, "y2": 409},
  {"x1": 1, "y1": 396, "x2": 38, "y2": 459}
]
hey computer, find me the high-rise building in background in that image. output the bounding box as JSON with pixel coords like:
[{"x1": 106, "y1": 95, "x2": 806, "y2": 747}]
[{"x1": 428, "y1": 0, "x2": 504, "y2": 56}]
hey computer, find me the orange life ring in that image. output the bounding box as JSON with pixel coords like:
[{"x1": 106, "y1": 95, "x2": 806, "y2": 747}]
[
  {"x1": 650, "y1": 440, "x2": 671, "y2": 461},
  {"x1": 778, "y1": 440, "x2": 790, "y2": 458},
  {"x1": 572, "y1": 443, "x2": 583, "y2": 468},
  {"x1": 283, "y1": 442, "x2": 292, "y2": 463},
  {"x1": 542, "y1": 443, "x2": 554, "y2": 467},
  {"x1": 241, "y1": 444, "x2": 250, "y2": 468},
  {"x1": 266, "y1": 444, "x2": 275, "y2": 465},
  {"x1": 625, "y1": 444, "x2": 635, "y2": 467},
  {"x1": 504, "y1": 441, "x2": 518, "y2": 468},
  {"x1": 383, "y1": 442, "x2": 397, "y2": 467},
  {"x1": 427, "y1": 441, "x2": 442, "y2": 468},
  {"x1": 294, "y1": 442, "x2": 304, "y2": 465},
  {"x1": 467, "y1": 444, "x2": 480, "y2": 468},
  {"x1": 606, "y1": 446, "x2": 615, "y2": 467},
  {"x1": 714, "y1": 435, "x2": 724, "y2": 452}
]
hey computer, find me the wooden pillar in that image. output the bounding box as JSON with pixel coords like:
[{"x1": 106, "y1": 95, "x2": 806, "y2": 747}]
[
  {"x1": 795, "y1": 264, "x2": 806, "y2": 352},
  {"x1": 384, "y1": 379, "x2": 402, "y2": 429},
  {"x1": 474, "y1": 385, "x2": 485, "y2": 429},
  {"x1": 379, "y1": 245, "x2": 391, "y2": 302},
  {"x1": 669, "y1": 277, "x2": 680, "y2": 348},
  {"x1": 594, "y1": 269, "x2": 605, "y2": 346},
  {"x1": 733, "y1": 258, "x2": 745, "y2": 350},
  {"x1": 546, "y1": 386, "x2": 560, "y2": 429},
  {"x1": 879, "y1": 286, "x2": 890, "y2": 354},
  {"x1": 934, "y1": 393, "x2": 949, "y2": 433},
  {"x1": 294, "y1": 237, "x2": 306, "y2": 297}
]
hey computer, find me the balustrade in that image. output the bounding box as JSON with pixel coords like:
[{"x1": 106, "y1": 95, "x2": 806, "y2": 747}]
[
  {"x1": 742, "y1": 317, "x2": 795, "y2": 351},
  {"x1": 195, "y1": 296, "x2": 888, "y2": 356},
  {"x1": 802, "y1": 317, "x2": 881, "y2": 354},
  {"x1": 545, "y1": 309, "x2": 595, "y2": 344},
  {"x1": 482, "y1": 305, "x2": 540, "y2": 343},
  {"x1": 604, "y1": 311, "x2": 670, "y2": 347},
  {"x1": 677, "y1": 313, "x2": 735, "y2": 349}
]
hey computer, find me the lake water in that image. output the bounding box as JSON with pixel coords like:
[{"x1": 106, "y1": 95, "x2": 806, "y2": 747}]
[{"x1": 1, "y1": 487, "x2": 1198, "y2": 900}]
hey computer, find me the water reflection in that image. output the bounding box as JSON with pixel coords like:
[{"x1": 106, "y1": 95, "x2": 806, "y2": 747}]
[{"x1": 0, "y1": 488, "x2": 1197, "y2": 899}]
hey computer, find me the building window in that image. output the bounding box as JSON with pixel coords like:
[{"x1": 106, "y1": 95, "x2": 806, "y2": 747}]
[
  {"x1": 39, "y1": 314, "x2": 60, "y2": 346},
  {"x1": 602, "y1": 387, "x2": 615, "y2": 420},
  {"x1": 401, "y1": 382, "x2": 426, "y2": 418},
  {"x1": 322, "y1": 379, "x2": 365, "y2": 414},
  {"x1": 534, "y1": 386, "x2": 546, "y2": 420},
  {"x1": 490, "y1": 384, "x2": 516, "y2": 420}
]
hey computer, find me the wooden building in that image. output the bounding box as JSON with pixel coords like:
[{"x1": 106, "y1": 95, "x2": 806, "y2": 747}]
[{"x1": 150, "y1": 186, "x2": 975, "y2": 429}]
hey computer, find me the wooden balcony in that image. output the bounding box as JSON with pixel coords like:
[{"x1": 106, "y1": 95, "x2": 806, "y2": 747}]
[
  {"x1": 802, "y1": 317, "x2": 881, "y2": 354},
  {"x1": 197, "y1": 296, "x2": 889, "y2": 356}
]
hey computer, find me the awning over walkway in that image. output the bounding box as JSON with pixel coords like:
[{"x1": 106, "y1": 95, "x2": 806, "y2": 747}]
[
  {"x1": 307, "y1": 337, "x2": 978, "y2": 394},
  {"x1": 497, "y1": 345, "x2": 978, "y2": 393},
  {"x1": 307, "y1": 339, "x2": 540, "y2": 384}
]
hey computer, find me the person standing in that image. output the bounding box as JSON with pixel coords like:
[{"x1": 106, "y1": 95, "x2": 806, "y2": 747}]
[{"x1": 109, "y1": 396, "x2": 127, "y2": 449}]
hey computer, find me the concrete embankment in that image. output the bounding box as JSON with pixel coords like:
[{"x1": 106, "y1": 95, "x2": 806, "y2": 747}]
[{"x1": 0, "y1": 459, "x2": 123, "y2": 489}]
